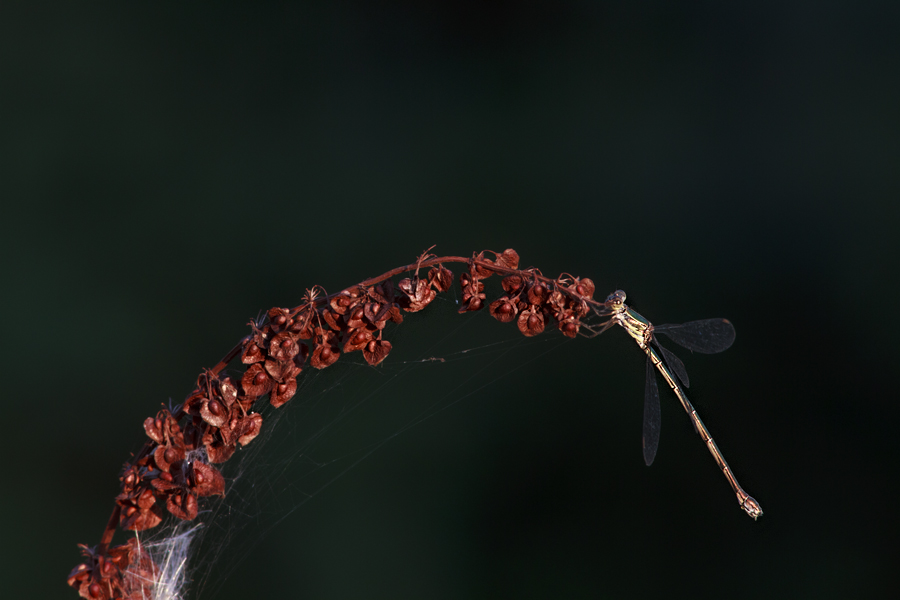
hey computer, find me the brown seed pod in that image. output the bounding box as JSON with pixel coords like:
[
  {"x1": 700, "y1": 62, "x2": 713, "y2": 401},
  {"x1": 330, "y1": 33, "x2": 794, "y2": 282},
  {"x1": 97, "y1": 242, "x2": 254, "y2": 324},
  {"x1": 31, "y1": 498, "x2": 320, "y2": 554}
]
[
  {"x1": 118, "y1": 487, "x2": 163, "y2": 531},
  {"x1": 347, "y1": 306, "x2": 366, "y2": 329},
  {"x1": 573, "y1": 277, "x2": 595, "y2": 300},
  {"x1": 119, "y1": 465, "x2": 142, "y2": 494},
  {"x1": 517, "y1": 306, "x2": 546, "y2": 337},
  {"x1": 321, "y1": 308, "x2": 343, "y2": 331},
  {"x1": 143, "y1": 416, "x2": 165, "y2": 445},
  {"x1": 219, "y1": 377, "x2": 239, "y2": 406},
  {"x1": 329, "y1": 288, "x2": 362, "y2": 315},
  {"x1": 311, "y1": 345, "x2": 340, "y2": 369},
  {"x1": 264, "y1": 358, "x2": 301, "y2": 383},
  {"x1": 428, "y1": 264, "x2": 453, "y2": 292},
  {"x1": 165, "y1": 490, "x2": 199, "y2": 521},
  {"x1": 142, "y1": 410, "x2": 183, "y2": 447},
  {"x1": 270, "y1": 378, "x2": 298, "y2": 408},
  {"x1": 237, "y1": 412, "x2": 263, "y2": 445},
  {"x1": 191, "y1": 461, "x2": 225, "y2": 497},
  {"x1": 343, "y1": 326, "x2": 374, "y2": 353},
  {"x1": 241, "y1": 363, "x2": 273, "y2": 397},
  {"x1": 153, "y1": 443, "x2": 185, "y2": 473},
  {"x1": 363, "y1": 338, "x2": 392, "y2": 366},
  {"x1": 398, "y1": 277, "x2": 436, "y2": 312},
  {"x1": 472, "y1": 251, "x2": 495, "y2": 278},
  {"x1": 494, "y1": 248, "x2": 520, "y2": 270},
  {"x1": 310, "y1": 329, "x2": 341, "y2": 369},
  {"x1": 458, "y1": 271, "x2": 486, "y2": 313},
  {"x1": 527, "y1": 281, "x2": 549, "y2": 306},
  {"x1": 204, "y1": 437, "x2": 236, "y2": 463},
  {"x1": 268, "y1": 331, "x2": 301, "y2": 362},
  {"x1": 368, "y1": 280, "x2": 394, "y2": 304},
  {"x1": 267, "y1": 307, "x2": 292, "y2": 333},
  {"x1": 363, "y1": 300, "x2": 391, "y2": 326},
  {"x1": 240, "y1": 339, "x2": 265, "y2": 364},
  {"x1": 501, "y1": 274, "x2": 524, "y2": 295},
  {"x1": 489, "y1": 296, "x2": 519, "y2": 323},
  {"x1": 199, "y1": 398, "x2": 229, "y2": 428},
  {"x1": 558, "y1": 316, "x2": 581, "y2": 339},
  {"x1": 289, "y1": 306, "x2": 316, "y2": 339}
]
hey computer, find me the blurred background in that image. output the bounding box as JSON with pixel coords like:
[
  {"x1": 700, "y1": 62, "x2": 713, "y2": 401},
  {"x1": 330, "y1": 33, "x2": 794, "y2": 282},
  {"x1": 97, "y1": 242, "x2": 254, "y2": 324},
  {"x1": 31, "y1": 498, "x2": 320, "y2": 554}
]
[{"x1": 2, "y1": 2, "x2": 898, "y2": 598}]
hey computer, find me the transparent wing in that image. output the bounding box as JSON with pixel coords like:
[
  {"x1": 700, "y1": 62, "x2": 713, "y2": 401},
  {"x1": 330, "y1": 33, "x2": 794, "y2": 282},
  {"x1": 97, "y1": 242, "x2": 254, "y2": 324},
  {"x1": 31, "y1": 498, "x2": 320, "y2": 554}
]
[
  {"x1": 654, "y1": 318, "x2": 735, "y2": 354},
  {"x1": 656, "y1": 341, "x2": 690, "y2": 388},
  {"x1": 642, "y1": 356, "x2": 661, "y2": 467}
]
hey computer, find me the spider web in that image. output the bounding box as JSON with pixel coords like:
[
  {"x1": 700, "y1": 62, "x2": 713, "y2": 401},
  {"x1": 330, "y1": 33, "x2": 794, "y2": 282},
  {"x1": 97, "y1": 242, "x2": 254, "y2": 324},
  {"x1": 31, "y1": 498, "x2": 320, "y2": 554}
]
[{"x1": 130, "y1": 278, "x2": 611, "y2": 600}]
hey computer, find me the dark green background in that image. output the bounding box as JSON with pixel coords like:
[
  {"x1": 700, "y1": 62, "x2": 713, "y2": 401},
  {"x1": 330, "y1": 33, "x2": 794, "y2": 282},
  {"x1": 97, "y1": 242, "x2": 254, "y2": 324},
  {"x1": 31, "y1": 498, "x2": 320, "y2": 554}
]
[{"x1": 3, "y1": 2, "x2": 898, "y2": 599}]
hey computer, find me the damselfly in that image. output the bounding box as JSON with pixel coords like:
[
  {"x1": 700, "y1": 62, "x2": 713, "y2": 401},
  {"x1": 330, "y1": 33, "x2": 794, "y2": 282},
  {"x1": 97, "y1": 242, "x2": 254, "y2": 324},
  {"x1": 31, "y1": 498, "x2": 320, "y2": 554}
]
[{"x1": 587, "y1": 290, "x2": 762, "y2": 519}]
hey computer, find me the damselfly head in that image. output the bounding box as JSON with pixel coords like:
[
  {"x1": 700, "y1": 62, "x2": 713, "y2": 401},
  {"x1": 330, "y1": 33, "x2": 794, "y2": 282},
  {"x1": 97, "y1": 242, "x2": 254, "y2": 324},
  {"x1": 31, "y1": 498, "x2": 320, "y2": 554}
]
[{"x1": 605, "y1": 290, "x2": 627, "y2": 308}]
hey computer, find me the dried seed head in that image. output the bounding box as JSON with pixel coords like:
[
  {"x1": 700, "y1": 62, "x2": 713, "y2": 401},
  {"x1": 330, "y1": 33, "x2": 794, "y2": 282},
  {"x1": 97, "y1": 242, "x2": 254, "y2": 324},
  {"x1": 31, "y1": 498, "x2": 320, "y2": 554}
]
[
  {"x1": 573, "y1": 277, "x2": 595, "y2": 299},
  {"x1": 205, "y1": 439, "x2": 236, "y2": 463},
  {"x1": 181, "y1": 420, "x2": 203, "y2": 452},
  {"x1": 143, "y1": 416, "x2": 165, "y2": 445},
  {"x1": 241, "y1": 363, "x2": 273, "y2": 397},
  {"x1": 219, "y1": 377, "x2": 238, "y2": 406},
  {"x1": 517, "y1": 307, "x2": 546, "y2": 337},
  {"x1": 200, "y1": 398, "x2": 229, "y2": 428},
  {"x1": 238, "y1": 412, "x2": 263, "y2": 445},
  {"x1": 548, "y1": 289, "x2": 567, "y2": 311},
  {"x1": 501, "y1": 274, "x2": 524, "y2": 295},
  {"x1": 264, "y1": 358, "x2": 301, "y2": 383},
  {"x1": 527, "y1": 282, "x2": 549, "y2": 305},
  {"x1": 191, "y1": 461, "x2": 225, "y2": 497},
  {"x1": 166, "y1": 491, "x2": 199, "y2": 521},
  {"x1": 398, "y1": 277, "x2": 436, "y2": 312},
  {"x1": 369, "y1": 280, "x2": 394, "y2": 304},
  {"x1": 75, "y1": 246, "x2": 616, "y2": 598},
  {"x1": 270, "y1": 378, "x2": 297, "y2": 408},
  {"x1": 472, "y1": 251, "x2": 495, "y2": 278},
  {"x1": 142, "y1": 410, "x2": 183, "y2": 447},
  {"x1": 558, "y1": 316, "x2": 580, "y2": 338},
  {"x1": 68, "y1": 547, "x2": 142, "y2": 600},
  {"x1": 311, "y1": 344, "x2": 340, "y2": 369},
  {"x1": 363, "y1": 338, "x2": 392, "y2": 366},
  {"x1": 322, "y1": 308, "x2": 343, "y2": 331},
  {"x1": 120, "y1": 465, "x2": 141, "y2": 494},
  {"x1": 241, "y1": 340, "x2": 264, "y2": 364},
  {"x1": 118, "y1": 488, "x2": 163, "y2": 531},
  {"x1": 458, "y1": 271, "x2": 486, "y2": 313},
  {"x1": 363, "y1": 300, "x2": 390, "y2": 325},
  {"x1": 289, "y1": 307, "x2": 316, "y2": 339},
  {"x1": 494, "y1": 248, "x2": 520, "y2": 270},
  {"x1": 347, "y1": 306, "x2": 366, "y2": 329},
  {"x1": 248, "y1": 321, "x2": 272, "y2": 348},
  {"x1": 428, "y1": 265, "x2": 453, "y2": 292},
  {"x1": 343, "y1": 326, "x2": 374, "y2": 353},
  {"x1": 489, "y1": 296, "x2": 519, "y2": 323},
  {"x1": 153, "y1": 443, "x2": 185, "y2": 473},
  {"x1": 267, "y1": 307, "x2": 292, "y2": 333},
  {"x1": 329, "y1": 288, "x2": 362, "y2": 315},
  {"x1": 268, "y1": 331, "x2": 300, "y2": 362},
  {"x1": 310, "y1": 328, "x2": 341, "y2": 369},
  {"x1": 460, "y1": 295, "x2": 485, "y2": 313}
]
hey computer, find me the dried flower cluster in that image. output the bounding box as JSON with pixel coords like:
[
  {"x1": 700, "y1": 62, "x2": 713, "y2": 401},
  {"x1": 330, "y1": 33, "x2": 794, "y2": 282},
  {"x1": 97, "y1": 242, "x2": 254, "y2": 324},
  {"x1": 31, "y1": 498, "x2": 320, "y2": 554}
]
[
  {"x1": 67, "y1": 539, "x2": 158, "y2": 600},
  {"x1": 70, "y1": 248, "x2": 601, "y2": 599}
]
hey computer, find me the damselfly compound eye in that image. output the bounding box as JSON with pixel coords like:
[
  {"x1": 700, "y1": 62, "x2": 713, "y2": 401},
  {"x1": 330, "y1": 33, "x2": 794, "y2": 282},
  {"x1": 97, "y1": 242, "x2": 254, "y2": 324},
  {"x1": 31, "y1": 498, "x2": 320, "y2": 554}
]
[{"x1": 605, "y1": 290, "x2": 626, "y2": 305}]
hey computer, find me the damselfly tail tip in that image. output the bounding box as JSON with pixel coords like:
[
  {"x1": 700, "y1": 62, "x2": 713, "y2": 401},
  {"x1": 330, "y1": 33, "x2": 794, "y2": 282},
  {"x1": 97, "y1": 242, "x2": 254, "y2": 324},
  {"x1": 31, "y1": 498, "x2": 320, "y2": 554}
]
[{"x1": 741, "y1": 496, "x2": 763, "y2": 520}]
